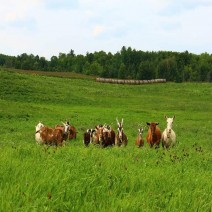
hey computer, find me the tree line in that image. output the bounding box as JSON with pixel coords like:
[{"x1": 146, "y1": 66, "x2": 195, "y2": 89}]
[{"x1": 0, "y1": 46, "x2": 211, "y2": 82}]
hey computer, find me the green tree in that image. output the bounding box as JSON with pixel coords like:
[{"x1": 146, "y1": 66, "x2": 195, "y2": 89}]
[
  {"x1": 139, "y1": 61, "x2": 155, "y2": 80},
  {"x1": 89, "y1": 61, "x2": 103, "y2": 76},
  {"x1": 118, "y1": 63, "x2": 126, "y2": 79}
]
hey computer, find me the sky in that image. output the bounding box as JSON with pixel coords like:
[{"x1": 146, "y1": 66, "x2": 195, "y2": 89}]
[{"x1": 0, "y1": 0, "x2": 212, "y2": 59}]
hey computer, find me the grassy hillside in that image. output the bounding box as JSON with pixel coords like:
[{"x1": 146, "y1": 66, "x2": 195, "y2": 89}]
[{"x1": 0, "y1": 68, "x2": 211, "y2": 211}]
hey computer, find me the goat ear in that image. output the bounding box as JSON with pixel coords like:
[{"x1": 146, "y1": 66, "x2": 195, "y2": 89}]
[
  {"x1": 156, "y1": 122, "x2": 159, "y2": 125},
  {"x1": 121, "y1": 118, "x2": 123, "y2": 126},
  {"x1": 116, "y1": 118, "x2": 119, "y2": 125},
  {"x1": 146, "y1": 122, "x2": 150, "y2": 126}
]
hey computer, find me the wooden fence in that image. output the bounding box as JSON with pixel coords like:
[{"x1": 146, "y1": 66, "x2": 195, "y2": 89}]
[{"x1": 96, "y1": 78, "x2": 166, "y2": 85}]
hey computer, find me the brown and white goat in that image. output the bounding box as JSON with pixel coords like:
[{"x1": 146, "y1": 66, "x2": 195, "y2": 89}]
[
  {"x1": 115, "y1": 118, "x2": 128, "y2": 147},
  {"x1": 135, "y1": 127, "x2": 144, "y2": 147}
]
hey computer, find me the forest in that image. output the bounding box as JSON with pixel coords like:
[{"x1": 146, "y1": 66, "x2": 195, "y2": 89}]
[{"x1": 0, "y1": 46, "x2": 211, "y2": 82}]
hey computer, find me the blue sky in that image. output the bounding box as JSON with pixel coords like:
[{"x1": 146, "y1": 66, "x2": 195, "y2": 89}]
[{"x1": 0, "y1": 0, "x2": 211, "y2": 59}]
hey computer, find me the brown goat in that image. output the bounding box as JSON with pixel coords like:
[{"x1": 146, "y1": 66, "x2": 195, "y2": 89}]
[
  {"x1": 135, "y1": 128, "x2": 144, "y2": 147},
  {"x1": 146, "y1": 122, "x2": 161, "y2": 148}
]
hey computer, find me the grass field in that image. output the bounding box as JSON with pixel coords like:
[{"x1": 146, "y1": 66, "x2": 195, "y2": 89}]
[{"x1": 0, "y1": 68, "x2": 211, "y2": 211}]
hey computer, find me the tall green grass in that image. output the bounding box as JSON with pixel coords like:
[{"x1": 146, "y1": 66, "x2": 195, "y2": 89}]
[{"x1": 0, "y1": 69, "x2": 211, "y2": 211}]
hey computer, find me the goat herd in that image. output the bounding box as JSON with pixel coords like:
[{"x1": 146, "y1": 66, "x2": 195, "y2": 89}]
[{"x1": 35, "y1": 116, "x2": 176, "y2": 149}]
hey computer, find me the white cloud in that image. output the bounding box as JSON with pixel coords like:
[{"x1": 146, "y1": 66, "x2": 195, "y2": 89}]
[
  {"x1": 92, "y1": 25, "x2": 105, "y2": 37},
  {"x1": 0, "y1": 0, "x2": 42, "y2": 23},
  {"x1": 0, "y1": 0, "x2": 211, "y2": 59}
]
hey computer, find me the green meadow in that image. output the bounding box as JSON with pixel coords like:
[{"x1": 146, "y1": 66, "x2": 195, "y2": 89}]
[{"x1": 0, "y1": 68, "x2": 211, "y2": 211}]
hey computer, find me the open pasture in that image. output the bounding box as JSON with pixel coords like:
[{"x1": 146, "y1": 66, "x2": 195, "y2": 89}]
[{"x1": 0, "y1": 69, "x2": 211, "y2": 211}]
